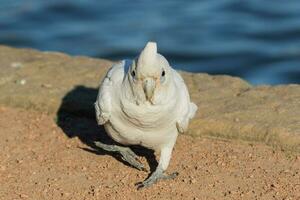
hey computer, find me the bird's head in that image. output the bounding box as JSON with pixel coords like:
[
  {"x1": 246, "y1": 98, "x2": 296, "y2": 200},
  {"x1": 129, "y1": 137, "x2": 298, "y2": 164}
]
[{"x1": 127, "y1": 42, "x2": 172, "y2": 105}]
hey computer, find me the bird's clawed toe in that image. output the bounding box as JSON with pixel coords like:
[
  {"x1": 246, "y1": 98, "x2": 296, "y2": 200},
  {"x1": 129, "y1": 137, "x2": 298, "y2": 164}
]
[
  {"x1": 119, "y1": 148, "x2": 146, "y2": 171},
  {"x1": 136, "y1": 171, "x2": 179, "y2": 190},
  {"x1": 161, "y1": 171, "x2": 179, "y2": 180},
  {"x1": 93, "y1": 141, "x2": 146, "y2": 171}
]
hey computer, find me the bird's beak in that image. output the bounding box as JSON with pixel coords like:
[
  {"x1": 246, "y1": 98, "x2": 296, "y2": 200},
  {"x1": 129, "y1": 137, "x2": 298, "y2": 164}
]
[{"x1": 143, "y1": 78, "x2": 156, "y2": 102}]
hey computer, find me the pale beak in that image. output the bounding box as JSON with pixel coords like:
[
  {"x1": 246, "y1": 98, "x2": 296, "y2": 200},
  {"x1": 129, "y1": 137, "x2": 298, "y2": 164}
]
[{"x1": 143, "y1": 78, "x2": 156, "y2": 102}]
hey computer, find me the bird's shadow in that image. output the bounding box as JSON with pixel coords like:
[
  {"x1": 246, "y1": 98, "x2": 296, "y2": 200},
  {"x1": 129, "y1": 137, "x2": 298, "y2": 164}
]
[{"x1": 56, "y1": 85, "x2": 158, "y2": 173}]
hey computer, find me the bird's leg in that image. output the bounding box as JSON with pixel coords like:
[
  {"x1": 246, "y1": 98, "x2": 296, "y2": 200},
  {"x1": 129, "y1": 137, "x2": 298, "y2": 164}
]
[
  {"x1": 94, "y1": 141, "x2": 145, "y2": 171},
  {"x1": 136, "y1": 146, "x2": 178, "y2": 189}
]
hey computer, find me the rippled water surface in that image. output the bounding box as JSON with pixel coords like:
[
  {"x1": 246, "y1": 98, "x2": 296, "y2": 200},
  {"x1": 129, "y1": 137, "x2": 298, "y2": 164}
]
[{"x1": 1, "y1": 0, "x2": 300, "y2": 84}]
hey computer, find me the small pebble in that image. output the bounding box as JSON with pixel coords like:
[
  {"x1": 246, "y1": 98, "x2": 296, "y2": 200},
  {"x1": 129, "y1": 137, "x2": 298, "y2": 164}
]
[
  {"x1": 19, "y1": 194, "x2": 28, "y2": 198},
  {"x1": 41, "y1": 83, "x2": 52, "y2": 88},
  {"x1": 189, "y1": 178, "x2": 196, "y2": 184},
  {"x1": 0, "y1": 165, "x2": 6, "y2": 171},
  {"x1": 82, "y1": 166, "x2": 87, "y2": 171},
  {"x1": 15, "y1": 79, "x2": 26, "y2": 85},
  {"x1": 61, "y1": 192, "x2": 71, "y2": 197},
  {"x1": 16, "y1": 159, "x2": 23, "y2": 164},
  {"x1": 11, "y1": 62, "x2": 23, "y2": 68}
]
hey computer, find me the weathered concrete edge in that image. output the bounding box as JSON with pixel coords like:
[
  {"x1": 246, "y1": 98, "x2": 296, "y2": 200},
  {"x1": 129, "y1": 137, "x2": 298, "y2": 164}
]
[
  {"x1": 187, "y1": 120, "x2": 300, "y2": 152},
  {"x1": 0, "y1": 45, "x2": 299, "y2": 152}
]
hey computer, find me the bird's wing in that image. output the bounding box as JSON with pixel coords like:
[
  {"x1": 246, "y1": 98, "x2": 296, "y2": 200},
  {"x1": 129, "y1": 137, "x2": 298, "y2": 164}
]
[
  {"x1": 172, "y1": 70, "x2": 198, "y2": 133},
  {"x1": 94, "y1": 61, "x2": 127, "y2": 125}
]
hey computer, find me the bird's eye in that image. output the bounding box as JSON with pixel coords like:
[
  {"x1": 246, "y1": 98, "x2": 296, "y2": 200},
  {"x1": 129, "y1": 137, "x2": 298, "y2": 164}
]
[
  {"x1": 131, "y1": 70, "x2": 136, "y2": 77},
  {"x1": 160, "y1": 70, "x2": 166, "y2": 83}
]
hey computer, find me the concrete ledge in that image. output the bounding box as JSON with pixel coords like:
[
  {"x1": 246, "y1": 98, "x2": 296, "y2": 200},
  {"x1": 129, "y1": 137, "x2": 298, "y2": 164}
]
[{"x1": 0, "y1": 45, "x2": 299, "y2": 151}]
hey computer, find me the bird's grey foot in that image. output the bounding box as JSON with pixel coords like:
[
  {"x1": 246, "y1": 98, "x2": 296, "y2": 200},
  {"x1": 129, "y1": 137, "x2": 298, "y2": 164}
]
[
  {"x1": 94, "y1": 141, "x2": 145, "y2": 171},
  {"x1": 136, "y1": 167, "x2": 178, "y2": 189}
]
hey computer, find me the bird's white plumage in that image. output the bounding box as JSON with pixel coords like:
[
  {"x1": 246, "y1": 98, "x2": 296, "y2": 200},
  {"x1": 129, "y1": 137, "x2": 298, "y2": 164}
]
[
  {"x1": 95, "y1": 62, "x2": 123, "y2": 125},
  {"x1": 95, "y1": 42, "x2": 197, "y2": 172}
]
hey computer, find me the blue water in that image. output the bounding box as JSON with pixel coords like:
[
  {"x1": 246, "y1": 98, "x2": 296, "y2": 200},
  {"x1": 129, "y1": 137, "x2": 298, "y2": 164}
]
[{"x1": 1, "y1": 0, "x2": 300, "y2": 85}]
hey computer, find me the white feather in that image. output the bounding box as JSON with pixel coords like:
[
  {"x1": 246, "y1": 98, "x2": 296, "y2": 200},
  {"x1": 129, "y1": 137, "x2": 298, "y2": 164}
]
[{"x1": 95, "y1": 61, "x2": 125, "y2": 125}]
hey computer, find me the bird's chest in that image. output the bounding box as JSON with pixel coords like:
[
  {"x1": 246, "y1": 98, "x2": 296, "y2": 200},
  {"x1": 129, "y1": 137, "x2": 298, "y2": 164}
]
[
  {"x1": 107, "y1": 99, "x2": 177, "y2": 148},
  {"x1": 119, "y1": 99, "x2": 176, "y2": 129}
]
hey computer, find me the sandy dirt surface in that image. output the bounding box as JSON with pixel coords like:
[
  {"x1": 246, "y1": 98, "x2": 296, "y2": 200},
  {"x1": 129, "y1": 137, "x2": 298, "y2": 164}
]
[{"x1": 0, "y1": 106, "x2": 299, "y2": 200}]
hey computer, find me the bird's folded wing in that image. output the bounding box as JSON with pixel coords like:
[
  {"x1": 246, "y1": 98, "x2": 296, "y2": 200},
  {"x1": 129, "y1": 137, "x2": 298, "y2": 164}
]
[
  {"x1": 95, "y1": 61, "x2": 126, "y2": 125},
  {"x1": 172, "y1": 70, "x2": 198, "y2": 133},
  {"x1": 188, "y1": 102, "x2": 198, "y2": 119},
  {"x1": 176, "y1": 103, "x2": 198, "y2": 133}
]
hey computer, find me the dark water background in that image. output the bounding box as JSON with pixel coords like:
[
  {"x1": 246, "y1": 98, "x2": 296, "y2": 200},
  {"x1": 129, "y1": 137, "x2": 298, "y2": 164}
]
[{"x1": 1, "y1": 0, "x2": 300, "y2": 85}]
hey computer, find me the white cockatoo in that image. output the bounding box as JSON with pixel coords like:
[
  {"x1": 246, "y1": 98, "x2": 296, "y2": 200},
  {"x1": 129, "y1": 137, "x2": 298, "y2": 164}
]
[{"x1": 94, "y1": 42, "x2": 197, "y2": 188}]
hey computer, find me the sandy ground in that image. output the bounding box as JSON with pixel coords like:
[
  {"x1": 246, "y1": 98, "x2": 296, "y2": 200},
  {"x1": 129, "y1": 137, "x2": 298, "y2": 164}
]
[{"x1": 0, "y1": 106, "x2": 299, "y2": 200}]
